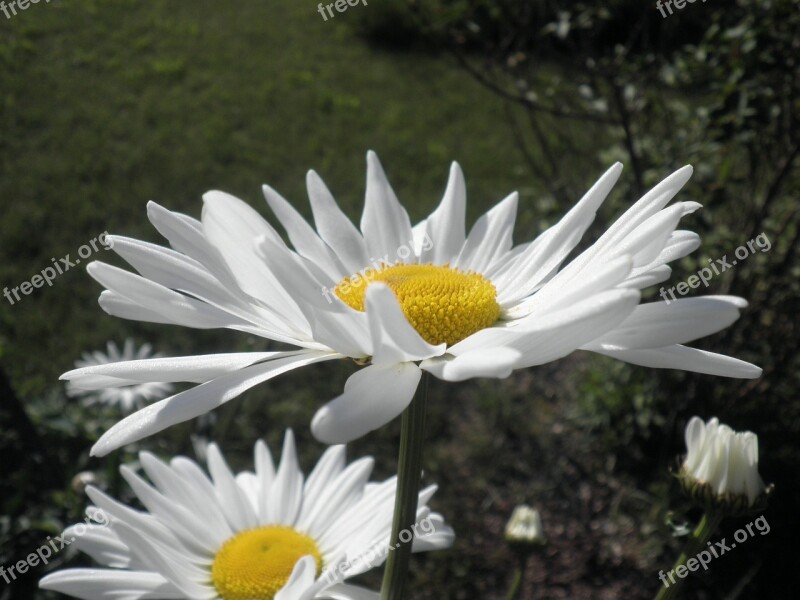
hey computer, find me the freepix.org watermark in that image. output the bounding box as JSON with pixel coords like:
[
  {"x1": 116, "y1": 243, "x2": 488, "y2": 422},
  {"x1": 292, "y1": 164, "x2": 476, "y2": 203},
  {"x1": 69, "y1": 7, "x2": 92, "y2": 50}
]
[
  {"x1": 658, "y1": 514, "x2": 770, "y2": 589},
  {"x1": 320, "y1": 231, "x2": 434, "y2": 303},
  {"x1": 655, "y1": 0, "x2": 708, "y2": 19},
  {"x1": 659, "y1": 232, "x2": 771, "y2": 304},
  {"x1": 0, "y1": 507, "x2": 111, "y2": 586},
  {"x1": 1, "y1": 0, "x2": 53, "y2": 21},
  {"x1": 3, "y1": 232, "x2": 113, "y2": 306},
  {"x1": 323, "y1": 516, "x2": 436, "y2": 585},
  {"x1": 317, "y1": 0, "x2": 367, "y2": 21}
]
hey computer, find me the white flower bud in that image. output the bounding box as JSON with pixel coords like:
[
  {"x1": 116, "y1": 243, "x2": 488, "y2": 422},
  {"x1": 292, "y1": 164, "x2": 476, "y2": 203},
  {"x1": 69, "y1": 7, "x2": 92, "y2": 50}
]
[
  {"x1": 680, "y1": 416, "x2": 769, "y2": 514},
  {"x1": 505, "y1": 505, "x2": 545, "y2": 548}
]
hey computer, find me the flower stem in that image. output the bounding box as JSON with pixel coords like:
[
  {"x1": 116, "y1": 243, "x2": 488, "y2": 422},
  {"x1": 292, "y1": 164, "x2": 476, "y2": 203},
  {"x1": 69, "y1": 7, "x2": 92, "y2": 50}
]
[
  {"x1": 654, "y1": 511, "x2": 724, "y2": 600},
  {"x1": 380, "y1": 372, "x2": 429, "y2": 600},
  {"x1": 504, "y1": 555, "x2": 529, "y2": 600}
]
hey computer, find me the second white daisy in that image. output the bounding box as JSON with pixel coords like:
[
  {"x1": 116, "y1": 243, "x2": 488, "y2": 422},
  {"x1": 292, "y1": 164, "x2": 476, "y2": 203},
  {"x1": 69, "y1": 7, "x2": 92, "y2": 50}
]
[
  {"x1": 40, "y1": 430, "x2": 454, "y2": 600},
  {"x1": 66, "y1": 339, "x2": 173, "y2": 414}
]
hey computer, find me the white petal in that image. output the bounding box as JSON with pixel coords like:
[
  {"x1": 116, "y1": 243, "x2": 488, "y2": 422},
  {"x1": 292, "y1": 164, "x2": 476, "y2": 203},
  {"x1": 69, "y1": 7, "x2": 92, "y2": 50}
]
[
  {"x1": 571, "y1": 166, "x2": 694, "y2": 271},
  {"x1": 505, "y1": 254, "x2": 633, "y2": 319},
  {"x1": 455, "y1": 192, "x2": 518, "y2": 272},
  {"x1": 451, "y1": 289, "x2": 640, "y2": 366},
  {"x1": 119, "y1": 466, "x2": 218, "y2": 556},
  {"x1": 91, "y1": 351, "x2": 338, "y2": 456},
  {"x1": 40, "y1": 569, "x2": 183, "y2": 600},
  {"x1": 202, "y1": 191, "x2": 308, "y2": 330},
  {"x1": 139, "y1": 453, "x2": 232, "y2": 544},
  {"x1": 585, "y1": 296, "x2": 747, "y2": 349},
  {"x1": 311, "y1": 363, "x2": 421, "y2": 444},
  {"x1": 495, "y1": 162, "x2": 623, "y2": 304},
  {"x1": 255, "y1": 439, "x2": 277, "y2": 520},
  {"x1": 65, "y1": 525, "x2": 133, "y2": 569},
  {"x1": 421, "y1": 347, "x2": 520, "y2": 382},
  {"x1": 206, "y1": 443, "x2": 259, "y2": 531},
  {"x1": 621, "y1": 265, "x2": 672, "y2": 290},
  {"x1": 266, "y1": 430, "x2": 305, "y2": 525},
  {"x1": 88, "y1": 262, "x2": 253, "y2": 330},
  {"x1": 256, "y1": 235, "x2": 371, "y2": 358},
  {"x1": 275, "y1": 556, "x2": 318, "y2": 600},
  {"x1": 299, "y1": 446, "x2": 347, "y2": 526},
  {"x1": 592, "y1": 345, "x2": 762, "y2": 378},
  {"x1": 298, "y1": 457, "x2": 374, "y2": 539},
  {"x1": 263, "y1": 183, "x2": 346, "y2": 281},
  {"x1": 360, "y1": 151, "x2": 414, "y2": 262},
  {"x1": 111, "y1": 522, "x2": 215, "y2": 598},
  {"x1": 365, "y1": 284, "x2": 445, "y2": 365},
  {"x1": 61, "y1": 352, "x2": 285, "y2": 388},
  {"x1": 420, "y1": 162, "x2": 466, "y2": 264},
  {"x1": 307, "y1": 170, "x2": 369, "y2": 273}
]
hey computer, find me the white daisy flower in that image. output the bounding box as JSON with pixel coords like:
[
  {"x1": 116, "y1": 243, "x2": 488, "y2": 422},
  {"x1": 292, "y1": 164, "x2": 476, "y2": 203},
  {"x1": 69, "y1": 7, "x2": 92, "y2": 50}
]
[
  {"x1": 66, "y1": 339, "x2": 173, "y2": 414},
  {"x1": 40, "y1": 430, "x2": 454, "y2": 600},
  {"x1": 680, "y1": 416, "x2": 768, "y2": 513},
  {"x1": 61, "y1": 152, "x2": 761, "y2": 455}
]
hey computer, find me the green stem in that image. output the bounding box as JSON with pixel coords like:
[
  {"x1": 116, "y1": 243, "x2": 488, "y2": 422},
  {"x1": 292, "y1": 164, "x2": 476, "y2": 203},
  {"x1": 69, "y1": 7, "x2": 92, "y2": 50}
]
[
  {"x1": 379, "y1": 372, "x2": 429, "y2": 600},
  {"x1": 654, "y1": 511, "x2": 724, "y2": 600},
  {"x1": 504, "y1": 555, "x2": 529, "y2": 600}
]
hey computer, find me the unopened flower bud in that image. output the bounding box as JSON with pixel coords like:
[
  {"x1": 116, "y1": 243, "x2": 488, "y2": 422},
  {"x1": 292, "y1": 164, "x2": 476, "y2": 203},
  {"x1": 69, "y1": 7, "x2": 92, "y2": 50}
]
[
  {"x1": 679, "y1": 416, "x2": 771, "y2": 516},
  {"x1": 71, "y1": 471, "x2": 97, "y2": 495},
  {"x1": 505, "y1": 505, "x2": 546, "y2": 550}
]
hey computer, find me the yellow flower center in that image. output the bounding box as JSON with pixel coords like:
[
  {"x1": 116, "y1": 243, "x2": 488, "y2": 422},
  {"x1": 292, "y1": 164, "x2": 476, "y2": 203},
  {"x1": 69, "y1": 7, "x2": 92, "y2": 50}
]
[
  {"x1": 211, "y1": 526, "x2": 322, "y2": 600},
  {"x1": 335, "y1": 263, "x2": 500, "y2": 346}
]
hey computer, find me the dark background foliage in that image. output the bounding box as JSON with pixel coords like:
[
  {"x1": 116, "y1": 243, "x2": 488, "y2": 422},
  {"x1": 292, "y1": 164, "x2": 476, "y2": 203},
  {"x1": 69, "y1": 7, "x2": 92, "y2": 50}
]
[{"x1": 1, "y1": 1, "x2": 797, "y2": 598}]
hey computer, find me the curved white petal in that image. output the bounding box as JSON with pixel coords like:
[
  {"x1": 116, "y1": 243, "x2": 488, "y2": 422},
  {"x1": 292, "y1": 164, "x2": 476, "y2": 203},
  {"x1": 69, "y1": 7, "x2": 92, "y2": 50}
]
[
  {"x1": 206, "y1": 443, "x2": 259, "y2": 532},
  {"x1": 586, "y1": 296, "x2": 747, "y2": 349},
  {"x1": 202, "y1": 191, "x2": 307, "y2": 329},
  {"x1": 267, "y1": 430, "x2": 305, "y2": 526},
  {"x1": 311, "y1": 362, "x2": 421, "y2": 444},
  {"x1": 569, "y1": 165, "x2": 694, "y2": 271},
  {"x1": 263, "y1": 184, "x2": 347, "y2": 282},
  {"x1": 421, "y1": 347, "x2": 520, "y2": 382},
  {"x1": 455, "y1": 191, "x2": 518, "y2": 272},
  {"x1": 420, "y1": 162, "x2": 466, "y2": 264},
  {"x1": 452, "y1": 288, "x2": 640, "y2": 364},
  {"x1": 40, "y1": 569, "x2": 183, "y2": 600},
  {"x1": 592, "y1": 344, "x2": 762, "y2": 378},
  {"x1": 307, "y1": 170, "x2": 369, "y2": 273},
  {"x1": 506, "y1": 254, "x2": 633, "y2": 319},
  {"x1": 365, "y1": 284, "x2": 446, "y2": 365},
  {"x1": 360, "y1": 151, "x2": 414, "y2": 262},
  {"x1": 91, "y1": 351, "x2": 338, "y2": 456},
  {"x1": 495, "y1": 162, "x2": 623, "y2": 304},
  {"x1": 88, "y1": 262, "x2": 255, "y2": 331},
  {"x1": 61, "y1": 352, "x2": 286, "y2": 388},
  {"x1": 275, "y1": 555, "x2": 318, "y2": 600}
]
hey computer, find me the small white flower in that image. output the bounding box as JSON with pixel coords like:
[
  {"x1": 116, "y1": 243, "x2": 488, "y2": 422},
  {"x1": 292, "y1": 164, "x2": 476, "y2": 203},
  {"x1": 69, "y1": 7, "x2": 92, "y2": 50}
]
[
  {"x1": 505, "y1": 505, "x2": 545, "y2": 546},
  {"x1": 40, "y1": 430, "x2": 454, "y2": 600},
  {"x1": 66, "y1": 339, "x2": 173, "y2": 414},
  {"x1": 62, "y1": 153, "x2": 761, "y2": 455},
  {"x1": 681, "y1": 416, "x2": 767, "y2": 511}
]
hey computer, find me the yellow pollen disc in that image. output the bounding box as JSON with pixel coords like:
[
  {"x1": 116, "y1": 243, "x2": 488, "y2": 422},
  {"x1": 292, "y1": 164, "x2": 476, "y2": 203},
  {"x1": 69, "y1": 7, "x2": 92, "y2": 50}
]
[
  {"x1": 211, "y1": 526, "x2": 322, "y2": 600},
  {"x1": 335, "y1": 263, "x2": 500, "y2": 346}
]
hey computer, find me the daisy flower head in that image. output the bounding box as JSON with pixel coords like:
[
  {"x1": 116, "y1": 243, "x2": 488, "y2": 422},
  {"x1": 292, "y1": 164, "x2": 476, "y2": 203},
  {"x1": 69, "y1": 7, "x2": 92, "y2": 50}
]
[
  {"x1": 40, "y1": 430, "x2": 454, "y2": 600},
  {"x1": 680, "y1": 416, "x2": 769, "y2": 515},
  {"x1": 66, "y1": 339, "x2": 173, "y2": 414},
  {"x1": 62, "y1": 152, "x2": 761, "y2": 455}
]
